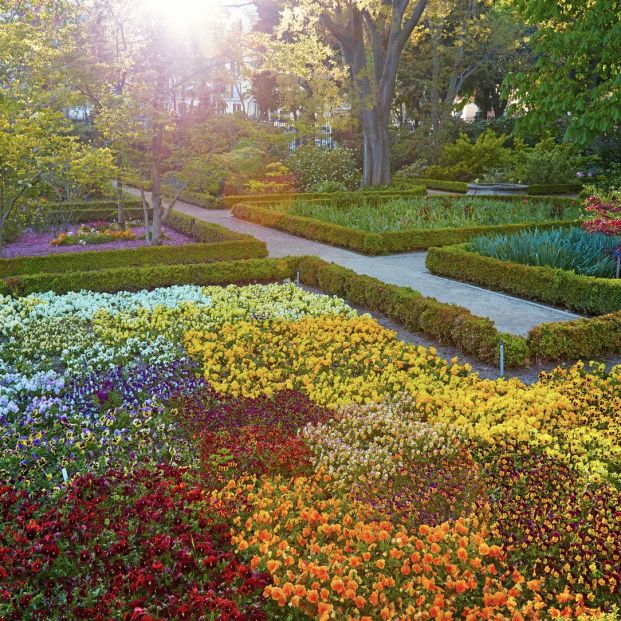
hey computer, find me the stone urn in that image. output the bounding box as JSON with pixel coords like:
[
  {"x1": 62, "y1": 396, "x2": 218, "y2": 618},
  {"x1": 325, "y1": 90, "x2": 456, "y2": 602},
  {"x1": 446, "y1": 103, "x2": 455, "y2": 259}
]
[{"x1": 466, "y1": 183, "x2": 529, "y2": 197}]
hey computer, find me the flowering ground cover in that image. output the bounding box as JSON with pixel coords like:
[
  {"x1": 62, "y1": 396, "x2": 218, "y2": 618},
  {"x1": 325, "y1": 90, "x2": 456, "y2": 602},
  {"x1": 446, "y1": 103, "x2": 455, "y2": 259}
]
[
  {"x1": 2, "y1": 223, "x2": 191, "y2": 258},
  {"x1": 1, "y1": 282, "x2": 620, "y2": 619}
]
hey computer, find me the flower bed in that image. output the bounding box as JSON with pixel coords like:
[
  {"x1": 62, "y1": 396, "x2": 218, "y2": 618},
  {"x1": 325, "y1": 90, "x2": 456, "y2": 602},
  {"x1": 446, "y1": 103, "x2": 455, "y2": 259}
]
[
  {"x1": 232, "y1": 196, "x2": 581, "y2": 254},
  {"x1": 426, "y1": 242, "x2": 621, "y2": 316},
  {"x1": 3, "y1": 223, "x2": 189, "y2": 258},
  {"x1": 1, "y1": 281, "x2": 620, "y2": 619}
]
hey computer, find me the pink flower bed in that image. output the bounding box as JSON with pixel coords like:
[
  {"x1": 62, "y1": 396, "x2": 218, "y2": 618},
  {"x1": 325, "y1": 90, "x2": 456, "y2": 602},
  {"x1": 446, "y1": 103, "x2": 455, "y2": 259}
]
[{"x1": 2, "y1": 225, "x2": 193, "y2": 258}]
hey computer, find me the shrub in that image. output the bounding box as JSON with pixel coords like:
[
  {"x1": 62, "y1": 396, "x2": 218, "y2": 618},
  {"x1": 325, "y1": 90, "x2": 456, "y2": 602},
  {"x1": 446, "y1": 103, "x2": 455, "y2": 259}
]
[
  {"x1": 289, "y1": 145, "x2": 360, "y2": 191},
  {"x1": 428, "y1": 130, "x2": 513, "y2": 181},
  {"x1": 312, "y1": 180, "x2": 348, "y2": 193},
  {"x1": 0, "y1": 240, "x2": 267, "y2": 278},
  {"x1": 512, "y1": 138, "x2": 591, "y2": 185},
  {"x1": 426, "y1": 243, "x2": 621, "y2": 315},
  {"x1": 234, "y1": 201, "x2": 579, "y2": 255},
  {"x1": 0, "y1": 257, "x2": 293, "y2": 296},
  {"x1": 295, "y1": 256, "x2": 527, "y2": 366},
  {"x1": 528, "y1": 311, "x2": 621, "y2": 361}
]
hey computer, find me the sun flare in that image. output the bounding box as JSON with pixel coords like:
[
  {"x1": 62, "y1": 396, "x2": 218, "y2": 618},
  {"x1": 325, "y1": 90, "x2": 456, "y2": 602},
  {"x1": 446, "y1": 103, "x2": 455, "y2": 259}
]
[{"x1": 143, "y1": 0, "x2": 226, "y2": 33}]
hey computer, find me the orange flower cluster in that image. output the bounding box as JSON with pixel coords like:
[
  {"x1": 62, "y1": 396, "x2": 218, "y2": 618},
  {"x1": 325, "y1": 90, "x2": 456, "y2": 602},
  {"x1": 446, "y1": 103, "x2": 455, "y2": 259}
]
[{"x1": 224, "y1": 472, "x2": 596, "y2": 620}]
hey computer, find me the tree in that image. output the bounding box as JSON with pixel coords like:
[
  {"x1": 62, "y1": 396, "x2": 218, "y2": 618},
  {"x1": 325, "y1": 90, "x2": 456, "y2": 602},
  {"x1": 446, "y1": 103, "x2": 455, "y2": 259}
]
[
  {"x1": 0, "y1": 0, "x2": 100, "y2": 256},
  {"x1": 508, "y1": 0, "x2": 621, "y2": 145},
  {"x1": 274, "y1": 0, "x2": 431, "y2": 186}
]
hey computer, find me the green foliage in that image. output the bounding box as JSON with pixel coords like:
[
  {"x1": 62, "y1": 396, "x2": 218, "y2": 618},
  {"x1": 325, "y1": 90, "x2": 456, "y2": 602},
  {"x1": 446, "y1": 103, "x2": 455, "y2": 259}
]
[
  {"x1": 286, "y1": 196, "x2": 582, "y2": 233},
  {"x1": 470, "y1": 228, "x2": 619, "y2": 278},
  {"x1": 427, "y1": 130, "x2": 512, "y2": 181},
  {"x1": 0, "y1": 240, "x2": 267, "y2": 278},
  {"x1": 394, "y1": 178, "x2": 469, "y2": 193},
  {"x1": 0, "y1": 258, "x2": 292, "y2": 297},
  {"x1": 426, "y1": 243, "x2": 621, "y2": 315},
  {"x1": 527, "y1": 311, "x2": 621, "y2": 362},
  {"x1": 289, "y1": 146, "x2": 360, "y2": 191},
  {"x1": 510, "y1": 138, "x2": 591, "y2": 185},
  {"x1": 312, "y1": 180, "x2": 349, "y2": 193},
  {"x1": 233, "y1": 199, "x2": 579, "y2": 255},
  {"x1": 508, "y1": 0, "x2": 621, "y2": 145}
]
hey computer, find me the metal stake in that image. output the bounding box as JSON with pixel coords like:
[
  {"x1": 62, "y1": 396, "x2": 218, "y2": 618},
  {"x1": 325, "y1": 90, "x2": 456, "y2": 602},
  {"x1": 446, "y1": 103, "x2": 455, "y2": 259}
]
[{"x1": 499, "y1": 341, "x2": 505, "y2": 378}]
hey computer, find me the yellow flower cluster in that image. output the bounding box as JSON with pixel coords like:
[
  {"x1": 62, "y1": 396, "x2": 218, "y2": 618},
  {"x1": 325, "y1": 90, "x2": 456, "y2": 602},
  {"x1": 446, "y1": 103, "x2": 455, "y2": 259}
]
[
  {"x1": 185, "y1": 317, "x2": 621, "y2": 482},
  {"x1": 184, "y1": 316, "x2": 463, "y2": 405},
  {"x1": 93, "y1": 283, "x2": 354, "y2": 346}
]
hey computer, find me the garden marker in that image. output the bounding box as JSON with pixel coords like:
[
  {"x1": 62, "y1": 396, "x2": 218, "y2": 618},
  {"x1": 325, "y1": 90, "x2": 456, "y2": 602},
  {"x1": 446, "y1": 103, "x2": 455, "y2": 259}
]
[
  {"x1": 499, "y1": 341, "x2": 505, "y2": 378},
  {"x1": 61, "y1": 467, "x2": 69, "y2": 483}
]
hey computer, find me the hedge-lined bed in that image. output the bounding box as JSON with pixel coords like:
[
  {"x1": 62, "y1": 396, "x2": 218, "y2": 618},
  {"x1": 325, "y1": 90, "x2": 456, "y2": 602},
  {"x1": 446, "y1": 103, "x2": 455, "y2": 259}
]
[
  {"x1": 425, "y1": 244, "x2": 621, "y2": 316},
  {"x1": 0, "y1": 257, "x2": 290, "y2": 297},
  {"x1": 5, "y1": 252, "x2": 617, "y2": 366},
  {"x1": 232, "y1": 201, "x2": 581, "y2": 255},
  {"x1": 0, "y1": 240, "x2": 267, "y2": 278},
  {"x1": 222, "y1": 187, "x2": 427, "y2": 208},
  {"x1": 398, "y1": 178, "x2": 582, "y2": 196}
]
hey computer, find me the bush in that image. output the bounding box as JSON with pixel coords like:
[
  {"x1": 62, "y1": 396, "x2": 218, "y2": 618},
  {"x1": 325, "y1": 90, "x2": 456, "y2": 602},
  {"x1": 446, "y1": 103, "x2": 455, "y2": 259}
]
[
  {"x1": 512, "y1": 138, "x2": 591, "y2": 185},
  {"x1": 312, "y1": 180, "x2": 348, "y2": 193},
  {"x1": 0, "y1": 240, "x2": 267, "y2": 278},
  {"x1": 426, "y1": 243, "x2": 621, "y2": 315},
  {"x1": 428, "y1": 130, "x2": 513, "y2": 181},
  {"x1": 289, "y1": 145, "x2": 360, "y2": 191},
  {"x1": 528, "y1": 311, "x2": 621, "y2": 361},
  {"x1": 394, "y1": 178, "x2": 468, "y2": 193},
  {"x1": 0, "y1": 258, "x2": 293, "y2": 296},
  {"x1": 166, "y1": 209, "x2": 250, "y2": 243}
]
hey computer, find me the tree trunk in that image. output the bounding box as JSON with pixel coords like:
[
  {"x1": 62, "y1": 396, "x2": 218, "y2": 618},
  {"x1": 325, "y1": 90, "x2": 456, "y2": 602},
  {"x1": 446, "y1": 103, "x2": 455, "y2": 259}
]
[
  {"x1": 140, "y1": 187, "x2": 151, "y2": 243},
  {"x1": 361, "y1": 108, "x2": 391, "y2": 186},
  {"x1": 116, "y1": 174, "x2": 125, "y2": 228},
  {"x1": 150, "y1": 128, "x2": 163, "y2": 245},
  {"x1": 430, "y1": 22, "x2": 442, "y2": 163}
]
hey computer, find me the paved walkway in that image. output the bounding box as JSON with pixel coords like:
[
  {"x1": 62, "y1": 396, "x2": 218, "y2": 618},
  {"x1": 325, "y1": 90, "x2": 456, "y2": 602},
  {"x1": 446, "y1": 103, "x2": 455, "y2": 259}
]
[{"x1": 129, "y1": 189, "x2": 581, "y2": 335}]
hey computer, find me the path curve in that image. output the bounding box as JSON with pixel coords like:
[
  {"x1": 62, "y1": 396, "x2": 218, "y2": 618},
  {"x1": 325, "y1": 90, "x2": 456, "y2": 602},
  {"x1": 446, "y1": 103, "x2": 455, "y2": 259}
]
[{"x1": 131, "y1": 190, "x2": 581, "y2": 336}]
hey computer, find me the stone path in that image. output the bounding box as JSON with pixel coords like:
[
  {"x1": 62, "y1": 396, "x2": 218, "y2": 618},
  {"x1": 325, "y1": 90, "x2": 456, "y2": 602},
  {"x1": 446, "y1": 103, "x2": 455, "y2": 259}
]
[{"x1": 128, "y1": 189, "x2": 582, "y2": 335}]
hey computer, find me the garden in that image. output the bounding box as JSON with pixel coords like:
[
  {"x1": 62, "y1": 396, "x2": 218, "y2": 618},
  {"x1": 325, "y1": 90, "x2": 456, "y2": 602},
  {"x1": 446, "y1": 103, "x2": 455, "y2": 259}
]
[
  {"x1": 3, "y1": 0, "x2": 621, "y2": 619},
  {"x1": 1, "y1": 280, "x2": 620, "y2": 620}
]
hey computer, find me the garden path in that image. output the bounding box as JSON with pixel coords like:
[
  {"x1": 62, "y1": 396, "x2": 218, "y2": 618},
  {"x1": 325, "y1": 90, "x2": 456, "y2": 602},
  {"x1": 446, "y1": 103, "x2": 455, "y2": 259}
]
[{"x1": 130, "y1": 190, "x2": 582, "y2": 335}]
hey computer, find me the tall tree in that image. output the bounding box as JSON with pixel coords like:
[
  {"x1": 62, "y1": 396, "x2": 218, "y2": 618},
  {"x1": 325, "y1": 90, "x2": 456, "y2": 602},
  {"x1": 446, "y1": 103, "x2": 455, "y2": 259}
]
[
  {"x1": 508, "y1": 0, "x2": 621, "y2": 145},
  {"x1": 275, "y1": 0, "x2": 430, "y2": 186}
]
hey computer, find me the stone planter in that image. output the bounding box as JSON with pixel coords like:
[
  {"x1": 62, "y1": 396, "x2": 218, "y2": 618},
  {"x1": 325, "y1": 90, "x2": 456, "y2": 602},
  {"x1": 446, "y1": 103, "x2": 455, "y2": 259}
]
[{"x1": 466, "y1": 183, "x2": 529, "y2": 197}]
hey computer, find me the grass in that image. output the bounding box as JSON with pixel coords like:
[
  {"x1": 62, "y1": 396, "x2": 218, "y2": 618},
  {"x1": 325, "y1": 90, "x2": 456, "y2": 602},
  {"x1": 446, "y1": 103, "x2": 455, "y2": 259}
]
[
  {"x1": 284, "y1": 196, "x2": 582, "y2": 232},
  {"x1": 470, "y1": 227, "x2": 620, "y2": 278}
]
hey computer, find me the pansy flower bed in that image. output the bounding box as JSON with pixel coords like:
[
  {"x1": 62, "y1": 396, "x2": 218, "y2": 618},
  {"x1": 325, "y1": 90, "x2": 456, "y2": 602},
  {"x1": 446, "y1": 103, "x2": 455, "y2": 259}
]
[{"x1": 1, "y1": 282, "x2": 619, "y2": 619}]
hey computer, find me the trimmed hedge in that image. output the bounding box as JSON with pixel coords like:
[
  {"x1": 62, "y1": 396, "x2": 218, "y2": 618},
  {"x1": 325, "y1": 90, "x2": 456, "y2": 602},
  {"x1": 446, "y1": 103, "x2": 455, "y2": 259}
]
[
  {"x1": 0, "y1": 240, "x2": 267, "y2": 278},
  {"x1": 173, "y1": 190, "x2": 225, "y2": 209},
  {"x1": 396, "y1": 178, "x2": 468, "y2": 193},
  {"x1": 233, "y1": 202, "x2": 580, "y2": 255},
  {"x1": 222, "y1": 187, "x2": 427, "y2": 208},
  {"x1": 396, "y1": 179, "x2": 582, "y2": 196},
  {"x1": 0, "y1": 258, "x2": 292, "y2": 297},
  {"x1": 165, "y1": 210, "x2": 252, "y2": 243},
  {"x1": 425, "y1": 244, "x2": 621, "y2": 316},
  {"x1": 527, "y1": 183, "x2": 582, "y2": 195},
  {"x1": 528, "y1": 311, "x2": 621, "y2": 361},
  {"x1": 293, "y1": 256, "x2": 528, "y2": 366}
]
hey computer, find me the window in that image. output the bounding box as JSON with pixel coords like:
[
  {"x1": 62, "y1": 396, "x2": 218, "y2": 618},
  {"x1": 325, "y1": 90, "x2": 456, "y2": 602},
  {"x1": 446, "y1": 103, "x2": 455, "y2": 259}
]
[{"x1": 233, "y1": 103, "x2": 243, "y2": 113}]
